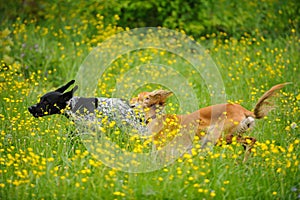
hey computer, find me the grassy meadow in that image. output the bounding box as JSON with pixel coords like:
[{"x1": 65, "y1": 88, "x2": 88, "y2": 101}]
[{"x1": 1, "y1": 1, "x2": 300, "y2": 199}]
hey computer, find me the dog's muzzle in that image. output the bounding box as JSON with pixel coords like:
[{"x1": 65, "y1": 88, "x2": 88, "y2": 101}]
[{"x1": 28, "y1": 105, "x2": 39, "y2": 118}]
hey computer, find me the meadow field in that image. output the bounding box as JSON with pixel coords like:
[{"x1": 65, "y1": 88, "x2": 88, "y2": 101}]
[{"x1": 1, "y1": 1, "x2": 299, "y2": 199}]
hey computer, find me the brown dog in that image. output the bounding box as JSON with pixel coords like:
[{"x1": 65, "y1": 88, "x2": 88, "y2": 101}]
[{"x1": 131, "y1": 83, "x2": 289, "y2": 160}]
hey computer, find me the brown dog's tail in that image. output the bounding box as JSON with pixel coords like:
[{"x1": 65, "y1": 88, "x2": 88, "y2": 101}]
[{"x1": 253, "y1": 82, "x2": 290, "y2": 119}]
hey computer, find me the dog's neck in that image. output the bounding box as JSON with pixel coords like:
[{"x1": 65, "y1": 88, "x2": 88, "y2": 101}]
[
  {"x1": 145, "y1": 104, "x2": 165, "y2": 124},
  {"x1": 64, "y1": 97, "x2": 98, "y2": 116}
]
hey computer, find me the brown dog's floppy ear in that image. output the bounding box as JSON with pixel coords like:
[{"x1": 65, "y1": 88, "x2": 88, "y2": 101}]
[
  {"x1": 161, "y1": 90, "x2": 173, "y2": 98},
  {"x1": 149, "y1": 90, "x2": 161, "y2": 101},
  {"x1": 149, "y1": 90, "x2": 173, "y2": 104},
  {"x1": 55, "y1": 80, "x2": 75, "y2": 93},
  {"x1": 151, "y1": 90, "x2": 173, "y2": 99}
]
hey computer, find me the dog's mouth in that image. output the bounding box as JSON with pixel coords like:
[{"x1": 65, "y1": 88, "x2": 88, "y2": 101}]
[
  {"x1": 28, "y1": 106, "x2": 44, "y2": 118},
  {"x1": 32, "y1": 112, "x2": 43, "y2": 118}
]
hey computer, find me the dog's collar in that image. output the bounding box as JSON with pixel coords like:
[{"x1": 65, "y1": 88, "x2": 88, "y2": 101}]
[
  {"x1": 66, "y1": 97, "x2": 78, "y2": 110},
  {"x1": 63, "y1": 97, "x2": 79, "y2": 117},
  {"x1": 65, "y1": 97, "x2": 98, "y2": 116}
]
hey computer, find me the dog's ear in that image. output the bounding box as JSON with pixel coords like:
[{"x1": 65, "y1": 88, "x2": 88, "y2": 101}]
[
  {"x1": 62, "y1": 85, "x2": 78, "y2": 101},
  {"x1": 55, "y1": 80, "x2": 75, "y2": 93},
  {"x1": 161, "y1": 90, "x2": 173, "y2": 98},
  {"x1": 150, "y1": 90, "x2": 173, "y2": 100},
  {"x1": 72, "y1": 85, "x2": 78, "y2": 94},
  {"x1": 149, "y1": 91, "x2": 161, "y2": 101}
]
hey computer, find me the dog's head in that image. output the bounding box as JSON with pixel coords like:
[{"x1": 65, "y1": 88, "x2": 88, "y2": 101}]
[
  {"x1": 130, "y1": 90, "x2": 173, "y2": 109},
  {"x1": 28, "y1": 80, "x2": 78, "y2": 118}
]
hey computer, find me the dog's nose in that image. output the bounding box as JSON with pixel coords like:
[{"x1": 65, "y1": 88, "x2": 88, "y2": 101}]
[{"x1": 28, "y1": 105, "x2": 36, "y2": 113}]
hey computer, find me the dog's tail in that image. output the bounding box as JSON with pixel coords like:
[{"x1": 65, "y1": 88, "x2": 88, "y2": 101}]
[{"x1": 253, "y1": 82, "x2": 291, "y2": 119}]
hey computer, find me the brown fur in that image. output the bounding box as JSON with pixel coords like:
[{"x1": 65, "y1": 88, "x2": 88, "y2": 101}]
[{"x1": 131, "y1": 83, "x2": 289, "y2": 160}]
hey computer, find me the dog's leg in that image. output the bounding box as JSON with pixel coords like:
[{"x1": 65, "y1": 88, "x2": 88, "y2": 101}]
[
  {"x1": 235, "y1": 136, "x2": 257, "y2": 162},
  {"x1": 200, "y1": 121, "x2": 225, "y2": 149},
  {"x1": 224, "y1": 134, "x2": 256, "y2": 162}
]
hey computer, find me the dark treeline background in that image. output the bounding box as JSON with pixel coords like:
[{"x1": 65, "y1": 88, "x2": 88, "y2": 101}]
[{"x1": 1, "y1": 0, "x2": 299, "y2": 39}]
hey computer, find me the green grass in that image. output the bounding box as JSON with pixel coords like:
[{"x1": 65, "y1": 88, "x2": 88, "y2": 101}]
[{"x1": 1, "y1": 2, "x2": 300, "y2": 200}]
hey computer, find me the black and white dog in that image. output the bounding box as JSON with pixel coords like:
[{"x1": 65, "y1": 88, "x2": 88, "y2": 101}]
[{"x1": 28, "y1": 80, "x2": 148, "y2": 134}]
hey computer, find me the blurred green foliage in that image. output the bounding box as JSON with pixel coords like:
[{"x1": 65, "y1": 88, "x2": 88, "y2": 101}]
[
  {"x1": 1, "y1": 0, "x2": 299, "y2": 38},
  {"x1": 0, "y1": 0, "x2": 299, "y2": 85}
]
